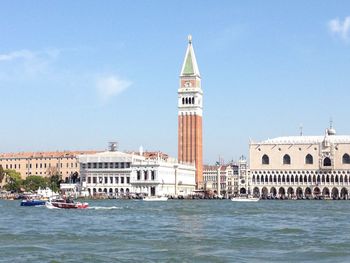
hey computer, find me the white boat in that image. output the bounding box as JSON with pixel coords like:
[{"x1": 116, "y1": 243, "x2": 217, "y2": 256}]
[
  {"x1": 142, "y1": 196, "x2": 168, "y2": 201},
  {"x1": 231, "y1": 196, "x2": 260, "y2": 202}
]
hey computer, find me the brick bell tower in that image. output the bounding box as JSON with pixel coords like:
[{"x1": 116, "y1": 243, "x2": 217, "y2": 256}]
[{"x1": 178, "y1": 35, "x2": 203, "y2": 189}]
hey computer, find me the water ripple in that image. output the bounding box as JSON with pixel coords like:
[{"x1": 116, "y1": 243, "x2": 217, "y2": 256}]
[{"x1": 1, "y1": 200, "x2": 350, "y2": 262}]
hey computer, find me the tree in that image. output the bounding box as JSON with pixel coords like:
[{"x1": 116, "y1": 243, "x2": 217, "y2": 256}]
[
  {"x1": 0, "y1": 165, "x2": 5, "y2": 184},
  {"x1": 23, "y1": 175, "x2": 48, "y2": 192},
  {"x1": 49, "y1": 173, "x2": 63, "y2": 193},
  {"x1": 3, "y1": 169, "x2": 23, "y2": 192}
]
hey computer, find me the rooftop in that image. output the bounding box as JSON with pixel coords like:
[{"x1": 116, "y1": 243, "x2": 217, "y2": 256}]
[
  {"x1": 256, "y1": 135, "x2": 350, "y2": 145},
  {"x1": 0, "y1": 150, "x2": 100, "y2": 159}
]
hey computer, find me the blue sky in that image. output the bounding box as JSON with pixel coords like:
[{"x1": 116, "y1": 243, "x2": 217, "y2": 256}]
[{"x1": 1, "y1": 1, "x2": 350, "y2": 164}]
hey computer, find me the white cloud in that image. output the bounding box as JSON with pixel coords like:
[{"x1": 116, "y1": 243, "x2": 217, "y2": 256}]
[
  {"x1": 0, "y1": 49, "x2": 62, "y2": 81},
  {"x1": 96, "y1": 75, "x2": 132, "y2": 102},
  {"x1": 0, "y1": 48, "x2": 60, "y2": 62},
  {"x1": 328, "y1": 16, "x2": 350, "y2": 41},
  {"x1": 0, "y1": 50, "x2": 35, "y2": 61}
]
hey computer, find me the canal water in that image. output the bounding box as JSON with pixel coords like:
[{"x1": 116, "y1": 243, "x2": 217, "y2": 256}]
[{"x1": 1, "y1": 199, "x2": 350, "y2": 262}]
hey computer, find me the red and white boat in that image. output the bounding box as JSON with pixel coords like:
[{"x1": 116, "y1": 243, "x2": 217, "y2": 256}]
[{"x1": 46, "y1": 197, "x2": 89, "y2": 209}]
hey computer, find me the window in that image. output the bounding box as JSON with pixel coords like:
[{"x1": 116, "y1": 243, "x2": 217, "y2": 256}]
[
  {"x1": 151, "y1": 170, "x2": 155, "y2": 180},
  {"x1": 110, "y1": 177, "x2": 113, "y2": 184},
  {"x1": 109, "y1": 163, "x2": 114, "y2": 169},
  {"x1": 126, "y1": 163, "x2": 130, "y2": 168},
  {"x1": 93, "y1": 177, "x2": 97, "y2": 183},
  {"x1": 137, "y1": 171, "x2": 141, "y2": 180},
  {"x1": 88, "y1": 163, "x2": 91, "y2": 169},
  {"x1": 98, "y1": 163, "x2": 103, "y2": 169},
  {"x1": 104, "y1": 177, "x2": 108, "y2": 184},
  {"x1": 104, "y1": 163, "x2": 108, "y2": 168},
  {"x1": 88, "y1": 177, "x2": 91, "y2": 184},
  {"x1": 343, "y1": 154, "x2": 350, "y2": 164},
  {"x1": 283, "y1": 154, "x2": 291, "y2": 165},
  {"x1": 323, "y1": 157, "x2": 331, "y2": 167},
  {"x1": 93, "y1": 163, "x2": 97, "y2": 169},
  {"x1": 115, "y1": 177, "x2": 119, "y2": 184},
  {"x1": 121, "y1": 177, "x2": 125, "y2": 184},
  {"x1": 126, "y1": 177, "x2": 130, "y2": 184},
  {"x1": 144, "y1": 171, "x2": 148, "y2": 180},
  {"x1": 121, "y1": 163, "x2": 125, "y2": 169},
  {"x1": 305, "y1": 154, "x2": 313, "y2": 164},
  {"x1": 262, "y1": 155, "x2": 269, "y2": 165}
]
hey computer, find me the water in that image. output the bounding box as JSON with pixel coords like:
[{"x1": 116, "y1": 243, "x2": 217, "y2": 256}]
[{"x1": 1, "y1": 200, "x2": 350, "y2": 262}]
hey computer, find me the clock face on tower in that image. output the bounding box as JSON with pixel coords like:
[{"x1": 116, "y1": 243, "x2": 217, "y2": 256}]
[{"x1": 184, "y1": 81, "x2": 191, "y2": 88}]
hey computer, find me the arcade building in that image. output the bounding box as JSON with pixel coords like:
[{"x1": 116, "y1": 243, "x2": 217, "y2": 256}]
[{"x1": 248, "y1": 126, "x2": 350, "y2": 199}]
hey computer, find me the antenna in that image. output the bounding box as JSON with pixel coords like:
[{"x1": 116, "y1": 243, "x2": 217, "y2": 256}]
[
  {"x1": 330, "y1": 117, "x2": 333, "y2": 129},
  {"x1": 108, "y1": 142, "x2": 118, "y2": 152},
  {"x1": 299, "y1": 123, "x2": 303, "y2": 136}
]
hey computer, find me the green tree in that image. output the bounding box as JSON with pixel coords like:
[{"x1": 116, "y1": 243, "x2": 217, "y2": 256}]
[
  {"x1": 49, "y1": 173, "x2": 63, "y2": 193},
  {"x1": 23, "y1": 175, "x2": 48, "y2": 192},
  {"x1": 3, "y1": 169, "x2": 23, "y2": 192},
  {"x1": 0, "y1": 165, "x2": 5, "y2": 183}
]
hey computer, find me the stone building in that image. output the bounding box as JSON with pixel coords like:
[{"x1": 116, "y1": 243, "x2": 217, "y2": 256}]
[
  {"x1": 79, "y1": 150, "x2": 196, "y2": 197},
  {"x1": 0, "y1": 150, "x2": 97, "y2": 185},
  {"x1": 249, "y1": 126, "x2": 350, "y2": 199},
  {"x1": 203, "y1": 164, "x2": 238, "y2": 196}
]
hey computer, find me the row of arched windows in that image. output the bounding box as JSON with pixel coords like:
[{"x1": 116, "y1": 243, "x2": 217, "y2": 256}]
[
  {"x1": 252, "y1": 173, "x2": 350, "y2": 185},
  {"x1": 182, "y1": 97, "x2": 195, "y2": 105},
  {"x1": 262, "y1": 153, "x2": 350, "y2": 166}
]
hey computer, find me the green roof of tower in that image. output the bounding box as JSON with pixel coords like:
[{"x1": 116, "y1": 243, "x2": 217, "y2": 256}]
[{"x1": 180, "y1": 35, "x2": 200, "y2": 77}]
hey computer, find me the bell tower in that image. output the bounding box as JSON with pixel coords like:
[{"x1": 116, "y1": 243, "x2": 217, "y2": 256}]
[{"x1": 178, "y1": 35, "x2": 203, "y2": 188}]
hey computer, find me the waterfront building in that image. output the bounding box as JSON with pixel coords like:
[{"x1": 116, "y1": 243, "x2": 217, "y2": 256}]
[
  {"x1": 249, "y1": 126, "x2": 350, "y2": 199},
  {"x1": 237, "y1": 156, "x2": 250, "y2": 196},
  {"x1": 178, "y1": 35, "x2": 203, "y2": 189},
  {"x1": 0, "y1": 150, "x2": 97, "y2": 186},
  {"x1": 203, "y1": 164, "x2": 238, "y2": 196},
  {"x1": 78, "y1": 149, "x2": 196, "y2": 197}
]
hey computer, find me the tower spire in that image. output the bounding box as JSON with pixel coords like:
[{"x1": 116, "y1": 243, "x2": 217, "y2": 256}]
[{"x1": 180, "y1": 35, "x2": 200, "y2": 77}]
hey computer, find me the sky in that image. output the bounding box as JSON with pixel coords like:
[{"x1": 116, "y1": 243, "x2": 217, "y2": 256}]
[{"x1": 1, "y1": 1, "x2": 350, "y2": 164}]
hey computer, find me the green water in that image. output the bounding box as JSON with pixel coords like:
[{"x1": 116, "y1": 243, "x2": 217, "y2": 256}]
[{"x1": 1, "y1": 200, "x2": 350, "y2": 262}]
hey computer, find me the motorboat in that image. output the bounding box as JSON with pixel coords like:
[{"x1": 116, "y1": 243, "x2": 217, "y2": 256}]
[
  {"x1": 46, "y1": 197, "x2": 89, "y2": 209},
  {"x1": 142, "y1": 196, "x2": 168, "y2": 201},
  {"x1": 20, "y1": 199, "x2": 46, "y2": 206},
  {"x1": 20, "y1": 194, "x2": 46, "y2": 206},
  {"x1": 231, "y1": 196, "x2": 260, "y2": 202}
]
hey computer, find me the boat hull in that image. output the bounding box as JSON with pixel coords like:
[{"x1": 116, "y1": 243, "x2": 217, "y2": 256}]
[
  {"x1": 46, "y1": 201, "x2": 89, "y2": 209},
  {"x1": 143, "y1": 197, "x2": 168, "y2": 201},
  {"x1": 20, "y1": 200, "x2": 46, "y2": 206},
  {"x1": 231, "y1": 198, "x2": 259, "y2": 202}
]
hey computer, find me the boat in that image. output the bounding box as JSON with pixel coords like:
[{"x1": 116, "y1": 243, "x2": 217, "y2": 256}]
[
  {"x1": 46, "y1": 197, "x2": 89, "y2": 209},
  {"x1": 142, "y1": 196, "x2": 168, "y2": 201},
  {"x1": 231, "y1": 196, "x2": 260, "y2": 202},
  {"x1": 20, "y1": 199, "x2": 46, "y2": 206},
  {"x1": 20, "y1": 194, "x2": 46, "y2": 206}
]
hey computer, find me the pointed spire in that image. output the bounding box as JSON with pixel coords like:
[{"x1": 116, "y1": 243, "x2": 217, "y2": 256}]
[{"x1": 180, "y1": 35, "x2": 200, "y2": 77}]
